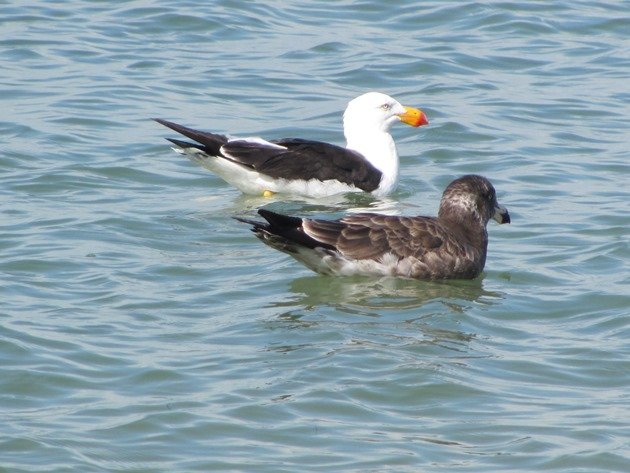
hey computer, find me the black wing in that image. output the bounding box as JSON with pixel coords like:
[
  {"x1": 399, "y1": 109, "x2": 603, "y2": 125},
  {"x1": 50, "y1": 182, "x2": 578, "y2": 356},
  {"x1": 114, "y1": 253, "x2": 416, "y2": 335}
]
[
  {"x1": 155, "y1": 120, "x2": 383, "y2": 192},
  {"x1": 237, "y1": 209, "x2": 338, "y2": 255},
  {"x1": 222, "y1": 138, "x2": 382, "y2": 192},
  {"x1": 154, "y1": 119, "x2": 228, "y2": 156}
]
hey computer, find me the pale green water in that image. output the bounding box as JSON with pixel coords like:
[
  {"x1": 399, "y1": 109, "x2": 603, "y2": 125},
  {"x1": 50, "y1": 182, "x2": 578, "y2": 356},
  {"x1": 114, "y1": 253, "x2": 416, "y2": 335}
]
[{"x1": 1, "y1": 1, "x2": 629, "y2": 472}]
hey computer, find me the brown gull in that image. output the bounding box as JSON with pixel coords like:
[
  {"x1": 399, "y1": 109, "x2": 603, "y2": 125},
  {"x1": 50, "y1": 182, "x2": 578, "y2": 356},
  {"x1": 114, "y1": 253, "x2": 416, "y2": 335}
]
[{"x1": 236, "y1": 175, "x2": 510, "y2": 279}]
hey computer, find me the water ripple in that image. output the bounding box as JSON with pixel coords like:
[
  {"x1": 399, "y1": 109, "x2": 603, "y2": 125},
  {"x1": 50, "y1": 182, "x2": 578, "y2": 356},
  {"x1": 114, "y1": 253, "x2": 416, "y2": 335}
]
[{"x1": 2, "y1": 1, "x2": 628, "y2": 471}]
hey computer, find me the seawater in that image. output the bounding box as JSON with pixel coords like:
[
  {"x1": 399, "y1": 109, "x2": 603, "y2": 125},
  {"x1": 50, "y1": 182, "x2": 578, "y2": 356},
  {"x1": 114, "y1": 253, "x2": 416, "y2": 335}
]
[{"x1": 1, "y1": 1, "x2": 628, "y2": 472}]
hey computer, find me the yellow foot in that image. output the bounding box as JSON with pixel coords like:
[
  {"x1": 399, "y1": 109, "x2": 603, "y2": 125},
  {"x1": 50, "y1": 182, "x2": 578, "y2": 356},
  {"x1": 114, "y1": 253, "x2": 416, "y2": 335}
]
[{"x1": 262, "y1": 190, "x2": 275, "y2": 197}]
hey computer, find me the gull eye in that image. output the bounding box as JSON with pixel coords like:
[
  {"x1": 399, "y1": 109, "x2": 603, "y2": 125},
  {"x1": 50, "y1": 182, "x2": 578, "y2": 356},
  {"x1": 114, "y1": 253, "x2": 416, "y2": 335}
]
[{"x1": 380, "y1": 103, "x2": 391, "y2": 111}]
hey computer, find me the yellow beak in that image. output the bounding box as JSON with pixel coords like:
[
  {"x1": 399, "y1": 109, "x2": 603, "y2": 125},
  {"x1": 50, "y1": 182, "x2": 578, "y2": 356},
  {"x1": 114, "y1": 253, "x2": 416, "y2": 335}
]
[{"x1": 398, "y1": 106, "x2": 429, "y2": 127}]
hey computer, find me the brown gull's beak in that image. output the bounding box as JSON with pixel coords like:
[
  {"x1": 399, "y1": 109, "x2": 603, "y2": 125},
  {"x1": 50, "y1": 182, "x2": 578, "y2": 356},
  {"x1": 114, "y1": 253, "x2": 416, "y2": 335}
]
[{"x1": 493, "y1": 204, "x2": 510, "y2": 224}]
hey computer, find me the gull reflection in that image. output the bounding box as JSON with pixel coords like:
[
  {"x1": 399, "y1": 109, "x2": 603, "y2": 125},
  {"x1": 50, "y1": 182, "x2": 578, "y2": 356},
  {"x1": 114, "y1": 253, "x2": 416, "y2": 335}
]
[
  {"x1": 226, "y1": 191, "x2": 417, "y2": 217},
  {"x1": 263, "y1": 275, "x2": 503, "y2": 357},
  {"x1": 281, "y1": 275, "x2": 500, "y2": 313}
]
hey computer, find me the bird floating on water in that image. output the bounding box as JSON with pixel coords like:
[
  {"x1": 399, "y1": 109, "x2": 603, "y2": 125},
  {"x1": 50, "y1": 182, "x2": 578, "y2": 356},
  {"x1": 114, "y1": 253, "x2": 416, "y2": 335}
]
[
  {"x1": 155, "y1": 92, "x2": 428, "y2": 198},
  {"x1": 236, "y1": 175, "x2": 510, "y2": 280}
]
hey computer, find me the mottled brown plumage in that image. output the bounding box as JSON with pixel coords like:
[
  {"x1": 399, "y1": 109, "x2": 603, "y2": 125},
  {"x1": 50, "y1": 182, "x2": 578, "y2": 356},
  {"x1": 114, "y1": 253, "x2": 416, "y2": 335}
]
[{"x1": 237, "y1": 175, "x2": 510, "y2": 279}]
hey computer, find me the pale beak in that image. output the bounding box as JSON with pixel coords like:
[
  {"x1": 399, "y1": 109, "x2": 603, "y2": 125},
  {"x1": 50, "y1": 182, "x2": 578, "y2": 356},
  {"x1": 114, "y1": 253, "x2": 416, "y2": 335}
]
[
  {"x1": 398, "y1": 106, "x2": 429, "y2": 127},
  {"x1": 493, "y1": 204, "x2": 511, "y2": 224}
]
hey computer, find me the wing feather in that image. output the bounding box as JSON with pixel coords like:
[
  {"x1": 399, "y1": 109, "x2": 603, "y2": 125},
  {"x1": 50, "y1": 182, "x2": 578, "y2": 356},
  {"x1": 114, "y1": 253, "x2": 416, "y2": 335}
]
[
  {"x1": 301, "y1": 214, "x2": 449, "y2": 262},
  {"x1": 222, "y1": 139, "x2": 382, "y2": 192},
  {"x1": 156, "y1": 121, "x2": 383, "y2": 192},
  {"x1": 154, "y1": 119, "x2": 227, "y2": 155}
]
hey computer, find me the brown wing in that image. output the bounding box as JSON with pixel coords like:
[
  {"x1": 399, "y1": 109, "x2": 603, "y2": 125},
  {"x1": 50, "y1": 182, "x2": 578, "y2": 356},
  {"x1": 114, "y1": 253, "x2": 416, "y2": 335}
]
[{"x1": 303, "y1": 214, "x2": 446, "y2": 261}]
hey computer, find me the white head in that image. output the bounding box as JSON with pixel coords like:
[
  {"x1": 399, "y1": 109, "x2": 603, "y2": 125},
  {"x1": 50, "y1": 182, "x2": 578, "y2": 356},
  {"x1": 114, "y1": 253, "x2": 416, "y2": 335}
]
[
  {"x1": 343, "y1": 92, "x2": 427, "y2": 136},
  {"x1": 344, "y1": 92, "x2": 403, "y2": 133},
  {"x1": 341, "y1": 92, "x2": 428, "y2": 195}
]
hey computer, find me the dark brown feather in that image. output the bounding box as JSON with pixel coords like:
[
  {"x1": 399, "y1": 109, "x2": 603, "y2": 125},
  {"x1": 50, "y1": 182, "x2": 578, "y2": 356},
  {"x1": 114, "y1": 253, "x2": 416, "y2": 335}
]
[{"x1": 237, "y1": 175, "x2": 510, "y2": 279}]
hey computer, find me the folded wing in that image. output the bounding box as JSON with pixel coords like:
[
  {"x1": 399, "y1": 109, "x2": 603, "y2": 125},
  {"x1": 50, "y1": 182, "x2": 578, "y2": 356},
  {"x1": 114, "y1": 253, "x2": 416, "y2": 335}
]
[
  {"x1": 155, "y1": 118, "x2": 383, "y2": 192},
  {"x1": 220, "y1": 138, "x2": 382, "y2": 191},
  {"x1": 302, "y1": 214, "x2": 445, "y2": 261}
]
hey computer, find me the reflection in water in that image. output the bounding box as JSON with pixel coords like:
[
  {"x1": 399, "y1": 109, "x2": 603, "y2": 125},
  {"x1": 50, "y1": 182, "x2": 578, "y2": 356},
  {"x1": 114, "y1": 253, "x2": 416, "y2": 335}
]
[
  {"x1": 262, "y1": 275, "x2": 502, "y2": 357},
  {"x1": 225, "y1": 191, "x2": 416, "y2": 218},
  {"x1": 282, "y1": 275, "x2": 501, "y2": 313}
]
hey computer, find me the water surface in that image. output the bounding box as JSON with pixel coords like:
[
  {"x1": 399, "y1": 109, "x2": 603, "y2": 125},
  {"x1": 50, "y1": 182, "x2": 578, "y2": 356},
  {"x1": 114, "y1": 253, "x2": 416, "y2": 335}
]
[{"x1": 1, "y1": 1, "x2": 629, "y2": 471}]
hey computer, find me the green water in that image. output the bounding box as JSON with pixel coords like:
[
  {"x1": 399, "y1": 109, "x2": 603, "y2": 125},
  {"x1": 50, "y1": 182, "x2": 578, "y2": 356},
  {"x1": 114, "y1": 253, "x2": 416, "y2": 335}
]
[{"x1": 1, "y1": 1, "x2": 628, "y2": 471}]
